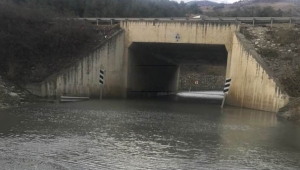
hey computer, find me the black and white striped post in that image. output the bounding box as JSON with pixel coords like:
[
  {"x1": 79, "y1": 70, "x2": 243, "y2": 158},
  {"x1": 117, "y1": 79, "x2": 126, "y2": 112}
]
[
  {"x1": 221, "y1": 78, "x2": 231, "y2": 108},
  {"x1": 99, "y1": 69, "x2": 105, "y2": 100}
]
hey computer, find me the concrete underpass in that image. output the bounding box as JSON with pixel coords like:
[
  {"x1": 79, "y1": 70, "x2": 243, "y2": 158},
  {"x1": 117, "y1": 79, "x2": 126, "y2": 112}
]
[
  {"x1": 30, "y1": 20, "x2": 290, "y2": 112},
  {"x1": 127, "y1": 43, "x2": 228, "y2": 98}
]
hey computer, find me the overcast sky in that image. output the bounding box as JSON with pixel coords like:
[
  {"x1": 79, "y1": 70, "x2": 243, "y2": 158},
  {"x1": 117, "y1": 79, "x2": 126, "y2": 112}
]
[{"x1": 174, "y1": 0, "x2": 239, "y2": 3}]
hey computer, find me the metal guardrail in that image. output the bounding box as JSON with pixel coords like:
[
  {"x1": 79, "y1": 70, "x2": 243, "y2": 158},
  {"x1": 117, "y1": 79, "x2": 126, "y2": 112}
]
[{"x1": 77, "y1": 17, "x2": 300, "y2": 25}]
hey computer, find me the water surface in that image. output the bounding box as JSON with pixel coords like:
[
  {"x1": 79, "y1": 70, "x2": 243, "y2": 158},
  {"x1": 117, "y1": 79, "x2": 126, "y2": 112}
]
[{"x1": 0, "y1": 100, "x2": 299, "y2": 170}]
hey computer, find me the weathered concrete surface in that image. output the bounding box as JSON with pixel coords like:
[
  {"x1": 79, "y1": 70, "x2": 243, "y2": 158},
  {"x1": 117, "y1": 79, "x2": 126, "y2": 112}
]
[
  {"x1": 120, "y1": 21, "x2": 240, "y2": 80},
  {"x1": 26, "y1": 30, "x2": 126, "y2": 98},
  {"x1": 227, "y1": 32, "x2": 289, "y2": 112}
]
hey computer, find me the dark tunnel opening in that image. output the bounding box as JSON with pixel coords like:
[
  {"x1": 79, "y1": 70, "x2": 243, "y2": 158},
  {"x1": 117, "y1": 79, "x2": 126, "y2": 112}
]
[{"x1": 127, "y1": 42, "x2": 228, "y2": 98}]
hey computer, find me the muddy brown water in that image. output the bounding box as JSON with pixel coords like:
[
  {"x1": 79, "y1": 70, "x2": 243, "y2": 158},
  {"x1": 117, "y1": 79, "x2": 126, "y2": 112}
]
[{"x1": 0, "y1": 99, "x2": 299, "y2": 170}]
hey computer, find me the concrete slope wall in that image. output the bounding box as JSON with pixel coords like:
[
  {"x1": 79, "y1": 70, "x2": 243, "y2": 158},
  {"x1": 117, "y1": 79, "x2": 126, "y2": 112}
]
[
  {"x1": 227, "y1": 32, "x2": 289, "y2": 112},
  {"x1": 26, "y1": 30, "x2": 126, "y2": 98}
]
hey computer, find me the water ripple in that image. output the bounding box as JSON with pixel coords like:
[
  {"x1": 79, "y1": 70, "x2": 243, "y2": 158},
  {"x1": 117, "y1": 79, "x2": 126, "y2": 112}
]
[{"x1": 0, "y1": 100, "x2": 299, "y2": 169}]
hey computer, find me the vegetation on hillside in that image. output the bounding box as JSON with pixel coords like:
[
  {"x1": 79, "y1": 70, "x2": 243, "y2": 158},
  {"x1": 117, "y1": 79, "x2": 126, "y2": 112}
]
[
  {"x1": 9, "y1": 0, "x2": 299, "y2": 18},
  {"x1": 0, "y1": 1, "x2": 102, "y2": 82},
  {"x1": 11, "y1": 0, "x2": 202, "y2": 17},
  {"x1": 208, "y1": 5, "x2": 291, "y2": 17},
  {"x1": 199, "y1": 0, "x2": 300, "y2": 17}
]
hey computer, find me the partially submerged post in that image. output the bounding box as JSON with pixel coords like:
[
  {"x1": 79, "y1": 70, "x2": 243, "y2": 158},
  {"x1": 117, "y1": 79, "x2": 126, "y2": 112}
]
[
  {"x1": 99, "y1": 69, "x2": 105, "y2": 100},
  {"x1": 221, "y1": 78, "x2": 231, "y2": 108}
]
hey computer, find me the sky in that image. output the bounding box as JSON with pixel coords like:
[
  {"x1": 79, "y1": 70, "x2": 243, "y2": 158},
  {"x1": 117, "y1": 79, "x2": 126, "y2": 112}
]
[{"x1": 174, "y1": 0, "x2": 239, "y2": 4}]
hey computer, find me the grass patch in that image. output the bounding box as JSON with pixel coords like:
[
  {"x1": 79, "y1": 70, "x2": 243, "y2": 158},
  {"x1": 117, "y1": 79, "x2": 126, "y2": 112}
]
[{"x1": 269, "y1": 28, "x2": 300, "y2": 45}]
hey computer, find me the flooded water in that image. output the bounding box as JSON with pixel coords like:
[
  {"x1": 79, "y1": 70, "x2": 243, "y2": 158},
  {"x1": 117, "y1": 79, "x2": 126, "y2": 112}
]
[{"x1": 0, "y1": 99, "x2": 300, "y2": 170}]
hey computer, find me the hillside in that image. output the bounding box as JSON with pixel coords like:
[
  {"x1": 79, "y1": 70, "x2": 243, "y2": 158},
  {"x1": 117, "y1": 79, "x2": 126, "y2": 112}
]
[
  {"x1": 230, "y1": 0, "x2": 299, "y2": 11},
  {"x1": 186, "y1": 0, "x2": 220, "y2": 6},
  {"x1": 194, "y1": 0, "x2": 300, "y2": 16}
]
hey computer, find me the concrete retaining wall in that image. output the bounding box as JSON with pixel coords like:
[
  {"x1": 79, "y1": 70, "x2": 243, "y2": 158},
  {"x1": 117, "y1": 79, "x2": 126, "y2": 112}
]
[
  {"x1": 26, "y1": 30, "x2": 126, "y2": 98},
  {"x1": 227, "y1": 32, "x2": 289, "y2": 112}
]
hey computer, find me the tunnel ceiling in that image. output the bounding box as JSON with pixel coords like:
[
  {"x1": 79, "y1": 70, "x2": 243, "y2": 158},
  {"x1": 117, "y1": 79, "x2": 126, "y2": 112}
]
[{"x1": 129, "y1": 42, "x2": 228, "y2": 65}]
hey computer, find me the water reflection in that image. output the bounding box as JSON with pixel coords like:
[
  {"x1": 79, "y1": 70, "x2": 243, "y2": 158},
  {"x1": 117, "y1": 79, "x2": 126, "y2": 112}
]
[
  {"x1": 0, "y1": 100, "x2": 299, "y2": 170},
  {"x1": 218, "y1": 107, "x2": 300, "y2": 170},
  {"x1": 221, "y1": 107, "x2": 278, "y2": 127}
]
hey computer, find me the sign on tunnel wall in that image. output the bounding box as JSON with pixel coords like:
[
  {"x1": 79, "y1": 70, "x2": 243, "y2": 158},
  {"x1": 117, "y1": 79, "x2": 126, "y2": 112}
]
[{"x1": 175, "y1": 33, "x2": 180, "y2": 42}]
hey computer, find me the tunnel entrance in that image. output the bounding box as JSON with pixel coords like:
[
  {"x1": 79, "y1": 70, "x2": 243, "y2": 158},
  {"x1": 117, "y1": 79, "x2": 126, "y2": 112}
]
[{"x1": 127, "y1": 42, "x2": 228, "y2": 98}]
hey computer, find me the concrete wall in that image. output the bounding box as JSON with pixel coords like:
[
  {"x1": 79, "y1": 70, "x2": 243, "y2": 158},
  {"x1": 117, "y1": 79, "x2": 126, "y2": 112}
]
[
  {"x1": 121, "y1": 21, "x2": 238, "y2": 46},
  {"x1": 26, "y1": 30, "x2": 126, "y2": 98},
  {"x1": 227, "y1": 32, "x2": 289, "y2": 112},
  {"x1": 120, "y1": 21, "x2": 240, "y2": 82}
]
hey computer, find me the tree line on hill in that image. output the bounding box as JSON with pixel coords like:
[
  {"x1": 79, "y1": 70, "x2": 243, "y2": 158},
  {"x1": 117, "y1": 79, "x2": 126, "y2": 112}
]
[
  {"x1": 10, "y1": 0, "x2": 296, "y2": 18},
  {"x1": 211, "y1": 6, "x2": 290, "y2": 17},
  {"x1": 11, "y1": 0, "x2": 202, "y2": 17}
]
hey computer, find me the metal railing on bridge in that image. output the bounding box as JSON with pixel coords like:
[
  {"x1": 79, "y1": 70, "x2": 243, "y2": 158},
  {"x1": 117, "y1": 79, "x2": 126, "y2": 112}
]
[{"x1": 76, "y1": 17, "x2": 300, "y2": 26}]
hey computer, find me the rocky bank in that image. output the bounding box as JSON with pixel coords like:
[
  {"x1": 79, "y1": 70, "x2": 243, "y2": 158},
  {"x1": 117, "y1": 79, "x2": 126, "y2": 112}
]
[{"x1": 0, "y1": 77, "x2": 38, "y2": 109}]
